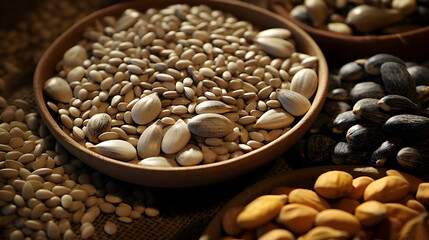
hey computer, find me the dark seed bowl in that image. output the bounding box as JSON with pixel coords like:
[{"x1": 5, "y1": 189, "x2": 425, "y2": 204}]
[{"x1": 269, "y1": 0, "x2": 429, "y2": 63}]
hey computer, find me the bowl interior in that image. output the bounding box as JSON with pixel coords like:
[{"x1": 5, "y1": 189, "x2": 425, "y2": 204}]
[
  {"x1": 269, "y1": 0, "x2": 429, "y2": 63},
  {"x1": 199, "y1": 165, "x2": 389, "y2": 240},
  {"x1": 34, "y1": 0, "x2": 329, "y2": 188}
]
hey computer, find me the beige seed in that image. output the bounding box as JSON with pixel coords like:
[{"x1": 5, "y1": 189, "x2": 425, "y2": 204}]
[
  {"x1": 21, "y1": 182, "x2": 34, "y2": 200},
  {"x1": 61, "y1": 195, "x2": 73, "y2": 209},
  {"x1": 31, "y1": 203, "x2": 47, "y2": 219},
  {"x1": 8, "y1": 229, "x2": 24, "y2": 240},
  {"x1": 70, "y1": 189, "x2": 88, "y2": 201},
  {"x1": 46, "y1": 196, "x2": 61, "y2": 208},
  {"x1": 62, "y1": 229, "x2": 75, "y2": 240},
  {"x1": 116, "y1": 203, "x2": 132, "y2": 217},
  {"x1": 104, "y1": 221, "x2": 117, "y2": 235},
  {"x1": 81, "y1": 211, "x2": 97, "y2": 224},
  {"x1": 52, "y1": 186, "x2": 71, "y2": 196},
  {"x1": 85, "y1": 196, "x2": 98, "y2": 207},
  {"x1": 105, "y1": 193, "x2": 122, "y2": 204},
  {"x1": 35, "y1": 189, "x2": 54, "y2": 200},
  {"x1": 51, "y1": 206, "x2": 70, "y2": 219},
  {"x1": 99, "y1": 201, "x2": 116, "y2": 214},
  {"x1": 0, "y1": 168, "x2": 19, "y2": 178},
  {"x1": 60, "y1": 114, "x2": 74, "y2": 130},
  {"x1": 32, "y1": 168, "x2": 53, "y2": 176},
  {"x1": 118, "y1": 216, "x2": 133, "y2": 223},
  {"x1": 46, "y1": 220, "x2": 61, "y2": 239},
  {"x1": 79, "y1": 184, "x2": 97, "y2": 196},
  {"x1": 25, "y1": 220, "x2": 44, "y2": 230},
  {"x1": 145, "y1": 207, "x2": 160, "y2": 217},
  {"x1": 247, "y1": 140, "x2": 264, "y2": 149},
  {"x1": 18, "y1": 153, "x2": 35, "y2": 164}
]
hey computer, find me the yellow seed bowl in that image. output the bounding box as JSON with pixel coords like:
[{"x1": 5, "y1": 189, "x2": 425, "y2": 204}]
[
  {"x1": 200, "y1": 165, "x2": 390, "y2": 240},
  {"x1": 34, "y1": 0, "x2": 329, "y2": 188}
]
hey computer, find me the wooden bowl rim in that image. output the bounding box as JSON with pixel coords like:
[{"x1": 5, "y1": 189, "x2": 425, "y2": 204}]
[
  {"x1": 34, "y1": 0, "x2": 329, "y2": 187},
  {"x1": 269, "y1": 0, "x2": 429, "y2": 42}
]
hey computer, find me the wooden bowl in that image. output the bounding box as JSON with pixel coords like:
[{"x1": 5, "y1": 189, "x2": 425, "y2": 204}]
[
  {"x1": 269, "y1": 1, "x2": 429, "y2": 63},
  {"x1": 33, "y1": 0, "x2": 329, "y2": 188},
  {"x1": 199, "y1": 165, "x2": 392, "y2": 240}
]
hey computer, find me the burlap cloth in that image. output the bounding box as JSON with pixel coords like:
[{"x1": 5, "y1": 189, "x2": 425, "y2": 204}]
[{"x1": 1, "y1": 1, "x2": 299, "y2": 239}]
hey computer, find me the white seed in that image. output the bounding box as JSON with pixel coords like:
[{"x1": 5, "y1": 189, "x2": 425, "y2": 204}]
[
  {"x1": 290, "y1": 68, "x2": 318, "y2": 99},
  {"x1": 138, "y1": 156, "x2": 179, "y2": 167},
  {"x1": 161, "y1": 119, "x2": 191, "y2": 154},
  {"x1": 89, "y1": 139, "x2": 137, "y2": 161},
  {"x1": 63, "y1": 45, "x2": 87, "y2": 72},
  {"x1": 254, "y1": 37, "x2": 295, "y2": 58},
  {"x1": 195, "y1": 100, "x2": 233, "y2": 114},
  {"x1": 253, "y1": 109, "x2": 295, "y2": 130},
  {"x1": 256, "y1": 28, "x2": 292, "y2": 39},
  {"x1": 187, "y1": 113, "x2": 234, "y2": 137},
  {"x1": 137, "y1": 120, "x2": 163, "y2": 159},
  {"x1": 176, "y1": 144, "x2": 204, "y2": 166},
  {"x1": 305, "y1": 0, "x2": 328, "y2": 28},
  {"x1": 131, "y1": 93, "x2": 162, "y2": 125},
  {"x1": 115, "y1": 8, "x2": 139, "y2": 31},
  {"x1": 86, "y1": 113, "x2": 111, "y2": 141},
  {"x1": 277, "y1": 89, "x2": 311, "y2": 116}
]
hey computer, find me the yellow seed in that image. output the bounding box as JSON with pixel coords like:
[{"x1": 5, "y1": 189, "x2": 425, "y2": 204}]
[
  {"x1": 386, "y1": 169, "x2": 423, "y2": 194},
  {"x1": 315, "y1": 209, "x2": 361, "y2": 235},
  {"x1": 384, "y1": 203, "x2": 419, "y2": 227},
  {"x1": 347, "y1": 176, "x2": 374, "y2": 200},
  {"x1": 302, "y1": 226, "x2": 349, "y2": 240},
  {"x1": 258, "y1": 228, "x2": 295, "y2": 240},
  {"x1": 331, "y1": 198, "x2": 360, "y2": 214},
  {"x1": 222, "y1": 206, "x2": 244, "y2": 236},
  {"x1": 236, "y1": 195, "x2": 287, "y2": 229},
  {"x1": 364, "y1": 176, "x2": 409, "y2": 202},
  {"x1": 288, "y1": 188, "x2": 330, "y2": 211},
  {"x1": 276, "y1": 203, "x2": 318, "y2": 235},
  {"x1": 355, "y1": 200, "x2": 387, "y2": 228},
  {"x1": 416, "y1": 183, "x2": 429, "y2": 208},
  {"x1": 314, "y1": 170, "x2": 353, "y2": 199}
]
